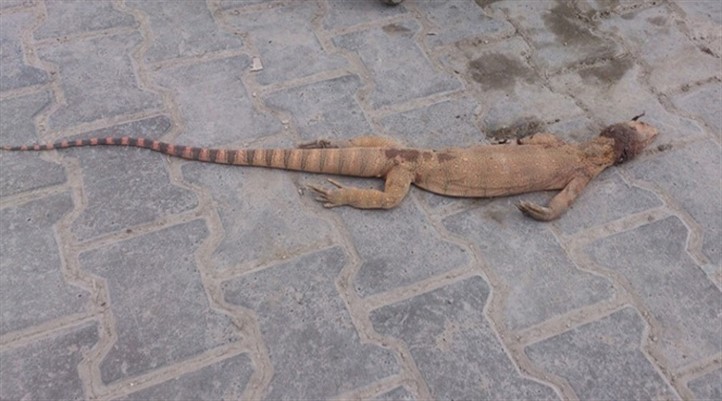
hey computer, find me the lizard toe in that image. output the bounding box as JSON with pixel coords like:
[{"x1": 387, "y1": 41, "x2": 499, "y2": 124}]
[
  {"x1": 517, "y1": 201, "x2": 553, "y2": 221},
  {"x1": 326, "y1": 178, "x2": 345, "y2": 188}
]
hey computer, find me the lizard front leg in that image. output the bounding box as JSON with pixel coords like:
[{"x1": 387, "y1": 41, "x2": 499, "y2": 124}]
[
  {"x1": 517, "y1": 175, "x2": 591, "y2": 221},
  {"x1": 309, "y1": 167, "x2": 413, "y2": 209}
]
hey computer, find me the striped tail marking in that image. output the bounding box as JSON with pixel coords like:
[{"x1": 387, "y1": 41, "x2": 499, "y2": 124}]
[{"x1": 1, "y1": 136, "x2": 389, "y2": 176}]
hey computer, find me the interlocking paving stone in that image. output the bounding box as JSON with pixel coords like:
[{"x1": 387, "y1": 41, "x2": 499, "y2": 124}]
[
  {"x1": 181, "y1": 162, "x2": 334, "y2": 273},
  {"x1": 492, "y1": 0, "x2": 621, "y2": 71},
  {"x1": 323, "y1": 0, "x2": 408, "y2": 30},
  {"x1": 34, "y1": 0, "x2": 136, "y2": 39},
  {"x1": 127, "y1": 0, "x2": 244, "y2": 64},
  {"x1": 444, "y1": 37, "x2": 583, "y2": 130},
  {"x1": 264, "y1": 74, "x2": 371, "y2": 141},
  {"x1": 112, "y1": 354, "x2": 253, "y2": 401},
  {"x1": 0, "y1": 91, "x2": 66, "y2": 197},
  {"x1": 224, "y1": 2, "x2": 347, "y2": 86},
  {"x1": 79, "y1": 219, "x2": 239, "y2": 384},
  {"x1": 65, "y1": 117, "x2": 198, "y2": 241},
  {"x1": 415, "y1": 1, "x2": 513, "y2": 47},
  {"x1": 371, "y1": 276, "x2": 559, "y2": 400},
  {"x1": 0, "y1": 322, "x2": 99, "y2": 401},
  {"x1": 334, "y1": 199, "x2": 469, "y2": 297},
  {"x1": 152, "y1": 56, "x2": 281, "y2": 145},
  {"x1": 627, "y1": 140, "x2": 721, "y2": 267},
  {"x1": 334, "y1": 19, "x2": 461, "y2": 108},
  {"x1": 595, "y1": 5, "x2": 720, "y2": 92},
  {"x1": 671, "y1": 82, "x2": 722, "y2": 139},
  {"x1": 0, "y1": 11, "x2": 49, "y2": 91},
  {"x1": 0, "y1": 192, "x2": 88, "y2": 335},
  {"x1": 38, "y1": 31, "x2": 162, "y2": 131},
  {"x1": 526, "y1": 307, "x2": 677, "y2": 400},
  {"x1": 688, "y1": 368, "x2": 722, "y2": 401},
  {"x1": 379, "y1": 98, "x2": 482, "y2": 148},
  {"x1": 223, "y1": 247, "x2": 398, "y2": 400},
  {"x1": 443, "y1": 203, "x2": 614, "y2": 330},
  {"x1": 585, "y1": 217, "x2": 722, "y2": 369}
]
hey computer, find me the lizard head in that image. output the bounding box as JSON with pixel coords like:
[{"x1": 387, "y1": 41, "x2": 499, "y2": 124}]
[{"x1": 599, "y1": 119, "x2": 658, "y2": 164}]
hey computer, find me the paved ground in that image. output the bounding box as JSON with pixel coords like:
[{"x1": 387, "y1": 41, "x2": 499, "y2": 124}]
[{"x1": 0, "y1": 0, "x2": 720, "y2": 400}]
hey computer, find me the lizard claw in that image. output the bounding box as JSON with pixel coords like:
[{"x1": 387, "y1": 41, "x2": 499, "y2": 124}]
[
  {"x1": 307, "y1": 182, "x2": 346, "y2": 207},
  {"x1": 298, "y1": 139, "x2": 336, "y2": 149},
  {"x1": 326, "y1": 178, "x2": 345, "y2": 188},
  {"x1": 516, "y1": 200, "x2": 554, "y2": 221}
]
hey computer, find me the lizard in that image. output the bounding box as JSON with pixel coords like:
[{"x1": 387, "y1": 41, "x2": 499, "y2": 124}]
[{"x1": 0, "y1": 118, "x2": 657, "y2": 221}]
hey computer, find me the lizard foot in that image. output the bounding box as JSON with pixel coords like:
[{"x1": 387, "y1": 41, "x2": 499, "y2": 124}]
[
  {"x1": 298, "y1": 139, "x2": 336, "y2": 149},
  {"x1": 308, "y1": 179, "x2": 347, "y2": 208},
  {"x1": 516, "y1": 201, "x2": 554, "y2": 221}
]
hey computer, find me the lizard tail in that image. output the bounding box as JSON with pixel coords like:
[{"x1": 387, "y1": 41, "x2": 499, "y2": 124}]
[{"x1": 1, "y1": 136, "x2": 389, "y2": 177}]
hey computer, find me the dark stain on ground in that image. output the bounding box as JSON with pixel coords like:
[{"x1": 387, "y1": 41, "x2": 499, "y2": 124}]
[
  {"x1": 382, "y1": 23, "x2": 412, "y2": 35},
  {"x1": 487, "y1": 117, "x2": 546, "y2": 141},
  {"x1": 543, "y1": 1, "x2": 601, "y2": 46},
  {"x1": 657, "y1": 143, "x2": 673, "y2": 152},
  {"x1": 474, "y1": 0, "x2": 504, "y2": 7},
  {"x1": 578, "y1": 56, "x2": 633, "y2": 84},
  {"x1": 596, "y1": 0, "x2": 620, "y2": 9},
  {"x1": 468, "y1": 53, "x2": 534, "y2": 91},
  {"x1": 647, "y1": 16, "x2": 667, "y2": 26}
]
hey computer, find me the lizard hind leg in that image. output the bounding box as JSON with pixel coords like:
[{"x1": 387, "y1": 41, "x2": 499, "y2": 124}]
[
  {"x1": 308, "y1": 167, "x2": 413, "y2": 209},
  {"x1": 298, "y1": 135, "x2": 402, "y2": 149}
]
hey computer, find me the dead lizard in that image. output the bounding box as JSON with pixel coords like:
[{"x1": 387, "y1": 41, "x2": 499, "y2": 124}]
[{"x1": 1, "y1": 119, "x2": 657, "y2": 221}]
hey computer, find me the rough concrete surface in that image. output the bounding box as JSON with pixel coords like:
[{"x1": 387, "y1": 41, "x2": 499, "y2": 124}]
[{"x1": 0, "y1": 1, "x2": 720, "y2": 400}]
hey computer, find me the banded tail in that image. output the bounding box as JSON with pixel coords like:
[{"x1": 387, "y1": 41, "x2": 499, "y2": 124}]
[{"x1": 1, "y1": 136, "x2": 390, "y2": 177}]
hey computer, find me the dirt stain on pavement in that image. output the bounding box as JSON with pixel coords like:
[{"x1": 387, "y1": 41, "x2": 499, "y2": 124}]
[
  {"x1": 468, "y1": 53, "x2": 534, "y2": 91},
  {"x1": 578, "y1": 57, "x2": 633, "y2": 84}
]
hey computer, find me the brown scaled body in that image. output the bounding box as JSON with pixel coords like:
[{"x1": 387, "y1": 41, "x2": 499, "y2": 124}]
[{"x1": 1, "y1": 120, "x2": 657, "y2": 221}]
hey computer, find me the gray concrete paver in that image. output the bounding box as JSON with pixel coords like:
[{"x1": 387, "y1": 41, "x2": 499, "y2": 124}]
[
  {"x1": 152, "y1": 55, "x2": 282, "y2": 145},
  {"x1": 37, "y1": 31, "x2": 162, "y2": 131},
  {"x1": 526, "y1": 307, "x2": 679, "y2": 401},
  {"x1": 627, "y1": 140, "x2": 722, "y2": 267},
  {"x1": 585, "y1": 217, "x2": 722, "y2": 369},
  {"x1": 0, "y1": 11, "x2": 48, "y2": 91},
  {"x1": 79, "y1": 219, "x2": 238, "y2": 384},
  {"x1": 222, "y1": 246, "x2": 398, "y2": 400},
  {"x1": 688, "y1": 368, "x2": 722, "y2": 401},
  {"x1": 264, "y1": 74, "x2": 371, "y2": 141},
  {"x1": 34, "y1": 0, "x2": 136, "y2": 40},
  {"x1": 0, "y1": 322, "x2": 99, "y2": 401},
  {"x1": 371, "y1": 276, "x2": 559, "y2": 401},
  {"x1": 443, "y1": 203, "x2": 615, "y2": 330},
  {"x1": 223, "y1": 2, "x2": 348, "y2": 86},
  {"x1": 0, "y1": 1, "x2": 720, "y2": 400},
  {"x1": 334, "y1": 18, "x2": 462, "y2": 108},
  {"x1": 126, "y1": 0, "x2": 244, "y2": 64},
  {"x1": 111, "y1": 354, "x2": 253, "y2": 401},
  {"x1": 0, "y1": 192, "x2": 86, "y2": 335}
]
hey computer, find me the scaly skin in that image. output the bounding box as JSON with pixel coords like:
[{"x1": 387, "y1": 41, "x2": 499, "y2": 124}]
[{"x1": 1, "y1": 120, "x2": 658, "y2": 221}]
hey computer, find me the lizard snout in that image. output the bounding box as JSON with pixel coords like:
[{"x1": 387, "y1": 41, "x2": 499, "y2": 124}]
[{"x1": 628, "y1": 120, "x2": 658, "y2": 148}]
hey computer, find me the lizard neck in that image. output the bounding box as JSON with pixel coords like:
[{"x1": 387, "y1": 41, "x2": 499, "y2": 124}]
[{"x1": 580, "y1": 136, "x2": 617, "y2": 169}]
